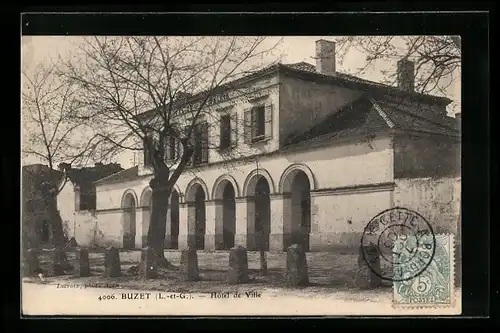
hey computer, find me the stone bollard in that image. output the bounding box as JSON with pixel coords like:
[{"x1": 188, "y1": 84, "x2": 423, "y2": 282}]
[
  {"x1": 23, "y1": 248, "x2": 40, "y2": 277},
  {"x1": 355, "y1": 243, "x2": 383, "y2": 289},
  {"x1": 286, "y1": 244, "x2": 309, "y2": 287},
  {"x1": 48, "y1": 248, "x2": 66, "y2": 276},
  {"x1": 139, "y1": 246, "x2": 158, "y2": 279},
  {"x1": 103, "y1": 246, "x2": 121, "y2": 278},
  {"x1": 227, "y1": 246, "x2": 249, "y2": 285},
  {"x1": 180, "y1": 247, "x2": 199, "y2": 281},
  {"x1": 73, "y1": 248, "x2": 91, "y2": 277}
]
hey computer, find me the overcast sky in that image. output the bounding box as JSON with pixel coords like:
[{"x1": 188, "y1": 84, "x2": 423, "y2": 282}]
[{"x1": 21, "y1": 36, "x2": 461, "y2": 168}]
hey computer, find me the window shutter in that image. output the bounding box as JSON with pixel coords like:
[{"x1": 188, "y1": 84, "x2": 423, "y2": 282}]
[
  {"x1": 165, "y1": 136, "x2": 172, "y2": 161},
  {"x1": 201, "y1": 122, "x2": 209, "y2": 164},
  {"x1": 264, "y1": 104, "x2": 273, "y2": 140},
  {"x1": 230, "y1": 112, "x2": 238, "y2": 148},
  {"x1": 251, "y1": 107, "x2": 258, "y2": 139},
  {"x1": 184, "y1": 126, "x2": 193, "y2": 167},
  {"x1": 219, "y1": 116, "x2": 225, "y2": 149},
  {"x1": 244, "y1": 108, "x2": 252, "y2": 144},
  {"x1": 143, "y1": 135, "x2": 153, "y2": 167}
]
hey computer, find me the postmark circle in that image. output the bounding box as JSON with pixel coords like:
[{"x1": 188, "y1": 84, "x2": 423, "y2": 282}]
[{"x1": 361, "y1": 207, "x2": 436, "y2": 282}]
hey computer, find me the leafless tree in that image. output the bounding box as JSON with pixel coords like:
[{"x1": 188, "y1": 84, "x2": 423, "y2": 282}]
[
  {"x1": 335, "y1": 36, "x2": 461, "y2": 97},
  {"x1": 22, "y1": 63, "x2": 94, "y2": 253},
  {"x1": 58, "y1": 36, "x2": 283, "y2": 267}
]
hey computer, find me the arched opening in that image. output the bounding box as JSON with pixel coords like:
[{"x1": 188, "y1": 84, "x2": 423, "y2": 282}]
[
  {"x1": 222, "y1": 184, "x2": 236, "y2": 249},
  {"x1": 213, "y1": 181, "x2": 236, "y2": 250},
  {"x1": 141, "y1": 190, "x2": 152, "y2": 247},
  {"x1": 168, "y1": 190, "x2": 180, "y2": 249},
  {"x1": 246, "y1": 176, "x2": 271, "y2": 251},
  {"x1": 122, "y1": 193, "x2": 137, "y2": 249},
  {"x1": 187, "y1": 183, "x2": 206, "y2": 250},
  {"x1": 283, "y1": 170, "x2": 311, "y2": 251}
]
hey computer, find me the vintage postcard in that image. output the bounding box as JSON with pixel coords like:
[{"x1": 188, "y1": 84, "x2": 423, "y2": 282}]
[{"x1": 21, "y1": 33, "x2": 462, "y2": 316}]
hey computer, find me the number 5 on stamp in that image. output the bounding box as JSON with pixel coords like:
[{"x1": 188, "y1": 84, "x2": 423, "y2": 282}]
[{"x1": 393, "y1": 234, "x2": 455, "y2": 308}]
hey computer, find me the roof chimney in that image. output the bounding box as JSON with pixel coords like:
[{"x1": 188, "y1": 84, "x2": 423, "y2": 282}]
[
  {"x1": 397, "y1": 58, "x2": 415, "y2": 92},
  {"x1": 315, "y1": 39, "x2": 336, "y2": 75}
]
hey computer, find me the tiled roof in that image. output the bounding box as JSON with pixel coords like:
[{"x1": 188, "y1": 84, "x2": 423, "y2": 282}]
[
  {"x1": 66, "y1": 163, "x2": 123, "y2": 191},
  {"x1": 375, "y1": 100, "x2": 460, "y2": 137},
  {"x1": 281, "y1": 95, "x2": 459, "y2": 152},
  {"x1": 281, "y1": 62, "x2": 451, "y2": 105},
  {"x1": 142, "y1": 60, "x2": 451, "y2": 118},
  {"x1": 285, "y1": 62, "x2": 388, "y2": 88},
  {"x1": 94, "y1": 166, "x2": 139, "y2": 185}
]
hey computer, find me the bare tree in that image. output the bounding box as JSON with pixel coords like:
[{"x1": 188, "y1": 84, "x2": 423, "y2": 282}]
[
  {"x1": 58, "y1": 36, "x2": 283, "y2": 267},
  {"x1": 335, "y1": 36, "x2": 461, "y2": 97},
  {"x1": 22, "y1": 63, "x2": 94, "y2": 252}
]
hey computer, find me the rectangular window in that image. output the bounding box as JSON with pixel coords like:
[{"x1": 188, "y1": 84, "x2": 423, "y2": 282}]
[
  {"x1": 143, "y1": 135, "x2": 153, "y2": 167},
  {"x1": 166, "y1": 136, "x2": 177, "y2": 161},
  {"x1": 193, "y1": 125, "x2": 203, "y2": 165},
  {"x1": 190, "y1": 122, "x2": 209, "y2": 166},
  {"x1": 252, "y1": 106, "x2": 266, "y2": 141},
  {"x1": 219, "y1": 114, "x2": 231, "y2": 150}
]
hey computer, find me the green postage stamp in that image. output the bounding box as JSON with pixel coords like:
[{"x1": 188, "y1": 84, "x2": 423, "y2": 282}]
[{"x1": 392, "y1": 233, "x2": 455, "y2": 308}]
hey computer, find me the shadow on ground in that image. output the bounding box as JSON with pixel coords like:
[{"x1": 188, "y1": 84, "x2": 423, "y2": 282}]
[{"x1": 30, "y1": 250, "x2": 394, "y2": 295}]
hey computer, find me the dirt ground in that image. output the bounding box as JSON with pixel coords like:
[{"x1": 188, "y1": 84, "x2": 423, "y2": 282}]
[{"x1": 29, "y1": 249, "x2": 394, "y2": 295}]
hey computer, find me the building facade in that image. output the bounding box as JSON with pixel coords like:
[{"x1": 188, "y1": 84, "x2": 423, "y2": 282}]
[
  {"x1": 57, "y1": 162, "x2": 123, "y2": 246},
  {"x1": 91, "y1": 40, "x2": 461, "y2": 252}
]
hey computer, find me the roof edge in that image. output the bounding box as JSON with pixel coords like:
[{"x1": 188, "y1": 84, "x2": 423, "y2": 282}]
[
  {"x1": 279, "y1": 65, "x2": 453, "y2": 106},
  {"x1": 94, "y1": 166, "x2": 138, "y2": 185}
]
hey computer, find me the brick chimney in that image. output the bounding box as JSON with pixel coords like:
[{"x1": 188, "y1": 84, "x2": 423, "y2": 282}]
[
  {"x1": 315, "y1": 39, "x2": 336, "y2": 75},
  {"x1": 396, "y1": 58, "x2": 415, "y2": 92}
]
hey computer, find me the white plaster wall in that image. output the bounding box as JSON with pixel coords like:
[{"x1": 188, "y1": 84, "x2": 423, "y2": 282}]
[
  {"x1": 93, "y1": 135, "x2": 394, "y2": 249},
  {"x1": 96, "y1": 177, "x2": 149, "y2": 211},
  {"x1": 310, "y1": 188, "x2": 393, "y2": 250},
  {"x1": 64, "y1": 211, "x2": 98, "y2": 247},
  {"x1": 394, "y1": 177, "x2": 461, "y2": 235},
  {"x1": 279, "y1": 74, "x2": 364, "y2": 144},
  {"x1": 102, "y1": 135, "x2": 393, "y2": 208},
  {"x1": 94, "y1": 210, "x2": 125, "y2": 247},
  {"x1": 57, "y1": 180, "x2": 76, "y2": 232},
  {"x1": 137, "y1": 75, "x2": 281, "y2": 177},
  {"x1": 311, "y1": 190, "x2": 393, "y2": 234}
]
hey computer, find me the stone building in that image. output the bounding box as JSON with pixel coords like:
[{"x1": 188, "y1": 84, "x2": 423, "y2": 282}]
[
  {"x1": 57, "y1": 162, "x2": 123, "y2": 246},
  {"x1": 92, "y1": 40, "x2": 461, "y2": 252}
]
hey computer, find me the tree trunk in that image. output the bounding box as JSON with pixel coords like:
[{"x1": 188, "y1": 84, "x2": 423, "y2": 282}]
[
  {"x1": 147, "y1": 176, "x2": 177, "y2": 269},
  {"x1": 47, "y1": 191, "x2": 72, "y2": 270},
  {"x1": 49, "y1": 203, "x2": 67, "y2": 248},
  {"x1": 41, "y1": 185, "x2": 67, "y2": 248}
]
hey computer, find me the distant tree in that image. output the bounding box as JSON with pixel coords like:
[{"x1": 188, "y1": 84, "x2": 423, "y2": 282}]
[
  {"x1": 59, "y1": 36, "x2": 282, "y2": 268},
  {"x1": 335, "y1": 36, "x2": 461, "y2": 97},
  {"x1": 22, "y1": 63, "x2": 93, "y2": 250}
]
